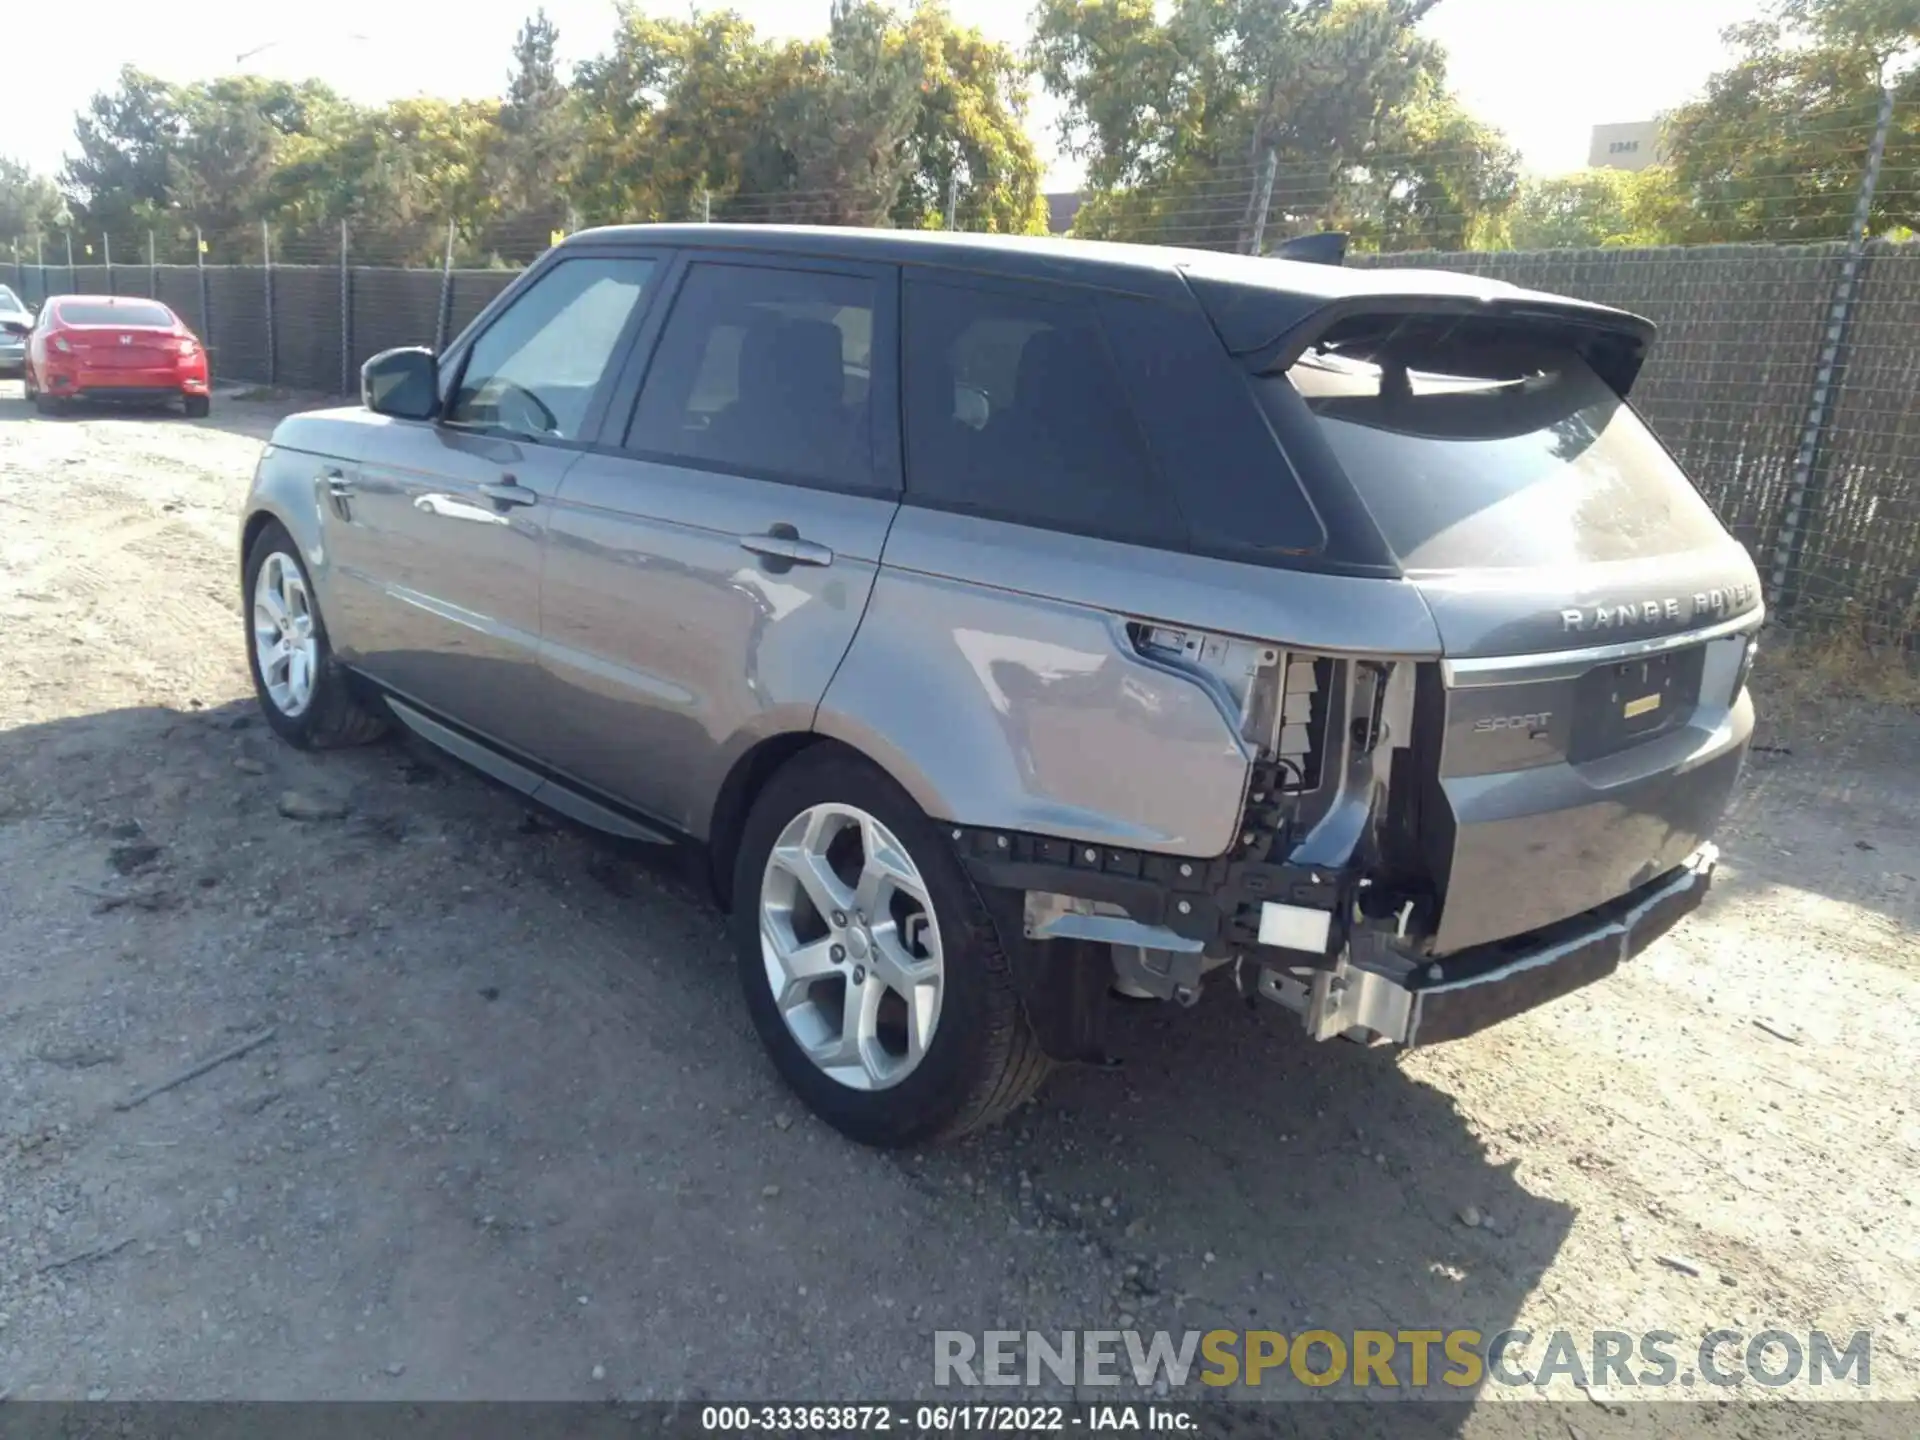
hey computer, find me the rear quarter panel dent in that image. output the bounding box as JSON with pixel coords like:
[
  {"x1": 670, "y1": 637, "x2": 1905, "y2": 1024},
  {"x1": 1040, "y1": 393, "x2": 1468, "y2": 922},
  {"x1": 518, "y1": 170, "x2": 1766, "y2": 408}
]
[{"x1": 818, "y1": 568, "x2": 1252, "y2": 857}]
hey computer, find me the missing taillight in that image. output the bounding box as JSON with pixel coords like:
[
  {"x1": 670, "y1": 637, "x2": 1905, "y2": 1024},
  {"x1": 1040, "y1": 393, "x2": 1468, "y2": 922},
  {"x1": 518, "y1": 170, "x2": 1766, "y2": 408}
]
[{"x1": 1733, "y1": 636, "x2": 1759, "y2": 700}]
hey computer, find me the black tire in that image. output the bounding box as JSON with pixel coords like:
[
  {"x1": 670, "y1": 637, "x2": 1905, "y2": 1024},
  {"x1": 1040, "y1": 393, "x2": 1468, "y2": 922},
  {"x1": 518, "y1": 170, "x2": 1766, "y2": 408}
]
[
  {"x1": 243, "y1": 520, "x2": 388, "y2": 750},
  {"x1": 183, "y1": 394, "x2": 211, "y2": 418},
  {"x1": 731, "y1": 748, "x2": 1053, "y2": 1148}
]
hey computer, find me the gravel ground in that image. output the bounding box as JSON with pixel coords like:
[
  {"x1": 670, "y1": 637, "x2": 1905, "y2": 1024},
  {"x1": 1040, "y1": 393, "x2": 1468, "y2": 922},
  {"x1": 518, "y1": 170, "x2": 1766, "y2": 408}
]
[{"x1": 0, "y1": 382, "x2": 1915, "y2": 1427}]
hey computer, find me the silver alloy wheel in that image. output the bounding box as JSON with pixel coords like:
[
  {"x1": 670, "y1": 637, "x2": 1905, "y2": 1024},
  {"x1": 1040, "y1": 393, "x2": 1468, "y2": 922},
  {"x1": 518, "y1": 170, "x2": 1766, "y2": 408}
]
[
  {"x1": 759, "y1": 802, "x2": 945, "y2": 1091},
  {"x1": 252, "y1": 550, "x2": 319, "y2": 718}
]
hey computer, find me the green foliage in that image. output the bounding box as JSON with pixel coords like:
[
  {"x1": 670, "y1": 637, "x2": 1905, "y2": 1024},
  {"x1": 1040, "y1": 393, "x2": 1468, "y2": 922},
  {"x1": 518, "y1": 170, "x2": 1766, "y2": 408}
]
[
  {"x1": 0, "y1": 157, "x2": 64, "y2": 242},
  {"x1": 1489, "y1": 166, "x2": 1699, "y2": 250},
  {"x1": 1662, "y1": 0, "x2": 1920, "y2": 242},
  {"x1": 571, "y1": 1, "x2": 1045, "y2": 233},
  {"x1": 1033, "y1": 0, "x2": 1516, "y2": 252},
  {"x1": 28, "y1": 2, "x2": 1044, "y2": 264}
]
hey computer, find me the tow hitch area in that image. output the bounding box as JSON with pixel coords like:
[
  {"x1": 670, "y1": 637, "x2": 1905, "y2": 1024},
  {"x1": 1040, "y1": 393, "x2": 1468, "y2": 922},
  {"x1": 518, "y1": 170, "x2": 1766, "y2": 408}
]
[{"x1": 1260, "y1": 845, "x2": 1718, "y2": 1046}]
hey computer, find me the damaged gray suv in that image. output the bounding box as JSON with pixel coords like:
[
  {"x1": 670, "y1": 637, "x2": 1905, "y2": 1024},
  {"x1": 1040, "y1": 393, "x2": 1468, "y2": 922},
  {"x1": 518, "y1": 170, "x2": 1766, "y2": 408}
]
[{"x1": 239, "y1": 225, "x2": 1761, "y2": 1147}]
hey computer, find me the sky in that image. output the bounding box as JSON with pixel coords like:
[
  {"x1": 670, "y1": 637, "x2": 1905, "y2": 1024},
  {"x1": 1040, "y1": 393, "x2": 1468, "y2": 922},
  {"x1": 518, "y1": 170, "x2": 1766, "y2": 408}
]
[{"x1": 7, "y1": 0, "x2": 1763, "y2": 193}]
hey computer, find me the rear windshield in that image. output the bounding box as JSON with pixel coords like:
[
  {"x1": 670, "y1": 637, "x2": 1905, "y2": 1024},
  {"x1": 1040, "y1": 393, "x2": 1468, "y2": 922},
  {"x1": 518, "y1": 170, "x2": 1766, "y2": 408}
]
[
  {"x1": 57, "y1": 301, "x2": 174, "y2": 328},
  {"x1": 1280, "y1": 345, "x2": 1727, "y2": 570}
]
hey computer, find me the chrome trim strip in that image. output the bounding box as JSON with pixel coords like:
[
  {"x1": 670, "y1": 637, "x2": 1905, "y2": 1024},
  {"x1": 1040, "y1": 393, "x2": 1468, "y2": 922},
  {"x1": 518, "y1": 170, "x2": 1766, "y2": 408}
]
[{"x1": 1441, "y1": 609, "x2": 1764, "y2": 688}]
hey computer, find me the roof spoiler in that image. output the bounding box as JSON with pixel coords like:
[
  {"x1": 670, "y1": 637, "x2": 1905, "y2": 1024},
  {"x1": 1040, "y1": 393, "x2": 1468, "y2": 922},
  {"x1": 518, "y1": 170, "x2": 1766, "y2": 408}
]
[{"x1": 1270, "y1": 232, "x2": 1348, "y2": 267}]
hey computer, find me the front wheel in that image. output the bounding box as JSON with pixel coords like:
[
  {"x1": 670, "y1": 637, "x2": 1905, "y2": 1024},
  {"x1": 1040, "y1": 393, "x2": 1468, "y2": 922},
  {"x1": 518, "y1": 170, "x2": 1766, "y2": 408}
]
[
  {"x1": 243, "y1": 520, "x2": 388, "y2": 749},
  {"x1": 731, "y1": 749, "x2": 1052, "y2": 1147}
]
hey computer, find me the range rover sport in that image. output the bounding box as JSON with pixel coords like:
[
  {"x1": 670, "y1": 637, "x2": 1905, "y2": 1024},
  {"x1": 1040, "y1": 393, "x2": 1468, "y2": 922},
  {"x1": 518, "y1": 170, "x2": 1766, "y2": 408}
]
[{"x1": 237, "y1": 225, "x2": 1761, "y2": 1147}]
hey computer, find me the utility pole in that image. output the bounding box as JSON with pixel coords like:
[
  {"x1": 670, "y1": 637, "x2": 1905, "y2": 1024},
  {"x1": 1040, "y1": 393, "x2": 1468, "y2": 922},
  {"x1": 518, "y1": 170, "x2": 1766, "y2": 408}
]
[
  {"x1": 340, "y1": 219, "x2": 353, "y2": 395},
  {"x1": 262, "y1": 219, "x2": 276, "y2": 388},
  {"x1": 435, "y1": 220, "x2": 457, "y2": 352},
  {"x1": 1772, "y1": 57, "x2": 1909, "y2": 614},
  {"x1": 195, "y1": 226, "x2": 210, "y2": 364},
  {"x1": 1247, "y1": 149, "x2": 1278, "y2": 256}
]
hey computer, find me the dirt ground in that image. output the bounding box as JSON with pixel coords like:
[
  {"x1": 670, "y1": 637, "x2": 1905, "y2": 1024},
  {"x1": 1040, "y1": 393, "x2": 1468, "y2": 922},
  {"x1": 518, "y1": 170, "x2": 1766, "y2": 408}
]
[{"x1": 0, "y1": 382, "x2": 1915, "y2": 1428}]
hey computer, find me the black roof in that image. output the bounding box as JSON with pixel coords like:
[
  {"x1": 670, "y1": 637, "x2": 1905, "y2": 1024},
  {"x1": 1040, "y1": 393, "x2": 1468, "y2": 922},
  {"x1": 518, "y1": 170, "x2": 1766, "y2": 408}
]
[
  {"x1": 563, "y1": 223, "x2": 1657, "y2": 389},
  {"x1": 566, "y1": 221, "x2": 1531, "y2": 302}
]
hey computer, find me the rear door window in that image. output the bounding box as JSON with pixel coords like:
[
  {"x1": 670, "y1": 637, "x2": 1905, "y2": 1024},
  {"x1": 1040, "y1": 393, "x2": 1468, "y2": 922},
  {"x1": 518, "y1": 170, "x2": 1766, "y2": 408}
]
[
  {"x1": 901, "y1": 276, "x2": 1180, "y2": 547},
  {"x1": 1278, "y1": 344, "x2": 1727, "y2": 570}
]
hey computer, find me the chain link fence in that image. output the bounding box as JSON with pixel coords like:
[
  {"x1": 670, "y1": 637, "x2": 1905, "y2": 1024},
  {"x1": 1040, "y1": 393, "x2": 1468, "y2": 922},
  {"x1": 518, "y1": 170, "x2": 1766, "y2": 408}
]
[{"x1": 7, "y1": 158, "x2": 1917, "y2": 650}]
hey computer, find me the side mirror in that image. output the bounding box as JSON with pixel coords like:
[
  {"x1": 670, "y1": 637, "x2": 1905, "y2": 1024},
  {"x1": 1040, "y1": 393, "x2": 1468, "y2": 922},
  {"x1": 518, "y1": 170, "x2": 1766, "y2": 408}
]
[
  {"x1": 0, "y1": 319, "x2": 28, "y2": 338},
  {"x1": 362, "y1": 346, "x2": 439, "y2": 420}
]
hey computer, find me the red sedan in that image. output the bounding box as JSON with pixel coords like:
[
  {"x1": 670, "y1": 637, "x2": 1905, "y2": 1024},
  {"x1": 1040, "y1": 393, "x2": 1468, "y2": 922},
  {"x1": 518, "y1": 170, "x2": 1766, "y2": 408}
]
[{"x1": 23, "y1": 295, "x2": 212, "y2": 417}]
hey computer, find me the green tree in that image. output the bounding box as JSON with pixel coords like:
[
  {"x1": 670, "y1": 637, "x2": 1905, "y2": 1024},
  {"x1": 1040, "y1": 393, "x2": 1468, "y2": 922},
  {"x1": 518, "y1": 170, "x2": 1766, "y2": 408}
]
[
  {"x1": 892, "y1": 3, "x2": 1047, "y2": 232},
  {"x1": 170, "y1": 78, "x2": 336, "y2": 255},
  {"x1": 495, "y1": 9, "x2": 578, "y2": 217},
  {"x1": 62, "y1": 67, "x2": 182, "y2": 235},
  {"x1": 1663, "y1": 0, "x2": 1920, "y2": 241},
  {"x1": 1032, "y1": 0, "x2": 1514, "y2": 252},
  {"x1": 1490, "y1": 166, "x2": 1697, "y2": 250},
  {"x1": 273, "y1": 97, "x2": 503, "y2": 263},
  {"x1": 1, "y1": 157, "x2": 64, "y2": 243},
  {"x1": 570, "y1": 1, "x2": 1047, "y2": 232},
  {"x1": 571, "y1": 8, "x2": 790, "y2": 224},
  {"x1": 757, "y1": 0, "x2": 928, "y2": 225}
]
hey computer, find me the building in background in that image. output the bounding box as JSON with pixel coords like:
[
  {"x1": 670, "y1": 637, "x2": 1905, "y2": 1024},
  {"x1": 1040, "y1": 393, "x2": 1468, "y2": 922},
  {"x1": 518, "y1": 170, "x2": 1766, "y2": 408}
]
[
  {"x1": 1588, "y1": 119, "x2": 1667, "y2": 171},
  {"x1": 1045, "y1": 192, "x2": 1084, "y2": 234}
]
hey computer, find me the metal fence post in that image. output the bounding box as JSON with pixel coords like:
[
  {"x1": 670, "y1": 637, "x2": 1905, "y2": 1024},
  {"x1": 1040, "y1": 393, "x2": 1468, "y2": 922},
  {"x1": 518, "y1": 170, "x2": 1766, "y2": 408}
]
[
  {"x1": 103, "y1": 233, "x2": 114, "y2": 294},
  {"x1": 65, "y1": 232, "x2": 75, "y2": 293},
  {"x1": 945, "y1": 173, "x2": 959, "y2": 231},
  {"x1": 1247, "y1": 148, "x2": 1278, "y2": 256},
  {"x1": 702, "y1": 190, "x2": 711, "y2": 224},
  {"x1": 1771, "y1": 79, "x2": 1898, "y2": 617},
  {"x1": 196, "y1": 227, "x2": 211, "y2": 374},
  {"x1": 262, "y1": 219, "x2": 276, "y2": 389},
  {"x1": 435, "y1": 220, "x2": 456, "y2": 352},
  {"x1": 148, "y1": 230, "x2": 156, "y2": 298},
  {"x1": 340, "y1": 219, "x2": 353, "y2": 396}
]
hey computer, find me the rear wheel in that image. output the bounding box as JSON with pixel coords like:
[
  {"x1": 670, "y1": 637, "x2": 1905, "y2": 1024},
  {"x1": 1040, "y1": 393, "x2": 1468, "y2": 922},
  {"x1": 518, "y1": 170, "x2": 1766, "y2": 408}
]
[
  {"x1": 731, "y1": 748, "x2": 1052, "y2": 1147},
  {"x1": 25, "y1": 370, "x2": 58, "y2": 415},
  {"x1": 243, "y1": 520, "x2": 387, "y2": 750},
  {"x1": 183, "y1": 394, "x2": 210, "y2": 418}
]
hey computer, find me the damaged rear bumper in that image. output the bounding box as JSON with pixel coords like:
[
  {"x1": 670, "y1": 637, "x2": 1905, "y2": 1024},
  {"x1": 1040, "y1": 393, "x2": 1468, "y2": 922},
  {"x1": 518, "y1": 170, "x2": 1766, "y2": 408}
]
[{"x1": 1258, "y1": 843, "x2": 1719, "y2": 1046}]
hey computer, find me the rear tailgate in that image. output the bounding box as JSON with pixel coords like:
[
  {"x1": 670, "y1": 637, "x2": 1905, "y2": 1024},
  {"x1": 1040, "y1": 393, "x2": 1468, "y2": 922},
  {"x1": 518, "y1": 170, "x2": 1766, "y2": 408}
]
[
  {"x1": 64, "y1": 325, "x2": 181, "y2": 370},
  {"x1": 1237, "y1": 295, "x2": 1761, "y2": 954}
]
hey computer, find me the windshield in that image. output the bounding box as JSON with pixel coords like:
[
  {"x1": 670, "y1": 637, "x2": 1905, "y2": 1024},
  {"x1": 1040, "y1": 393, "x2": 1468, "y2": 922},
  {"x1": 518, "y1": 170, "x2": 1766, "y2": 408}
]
[
  {"x1": 56, "y1": 300, "x2": 175, "y2": 328},
  {"x1": 1281, "y1": 345, "x2": 1727, "y2": 571}
]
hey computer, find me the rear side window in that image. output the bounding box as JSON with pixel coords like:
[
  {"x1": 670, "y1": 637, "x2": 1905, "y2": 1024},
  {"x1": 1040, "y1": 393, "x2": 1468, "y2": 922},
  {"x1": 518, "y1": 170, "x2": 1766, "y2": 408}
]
[
  {"x1": 57, "y1": 301, "x2": 174, "y2": 328},
  {"x1": 1279, "y1": 344, "x2": 1727, "y2": 570},
  {"x1": 902, "y1": 276, "x2": 1179, "y2": 547},
  {"x1": 626, "y1": 262, "x2": 877, "y2": 491},
  {"x1": 1098, "y1": 292, "x2": 1327, "y2": 559}
]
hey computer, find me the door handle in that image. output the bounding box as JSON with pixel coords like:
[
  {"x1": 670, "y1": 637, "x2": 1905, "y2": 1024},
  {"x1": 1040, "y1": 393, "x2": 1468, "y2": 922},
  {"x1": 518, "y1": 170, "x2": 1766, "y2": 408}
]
[
  {"x1": 739, "y1": 525, "x2": 833, "y2": 569},
  {"x1": 321, "y1": 467, "x2": 353, "y2": 496},
  {"x1": 481, "y1": 479, "x2": 539, "y2": 510}
]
